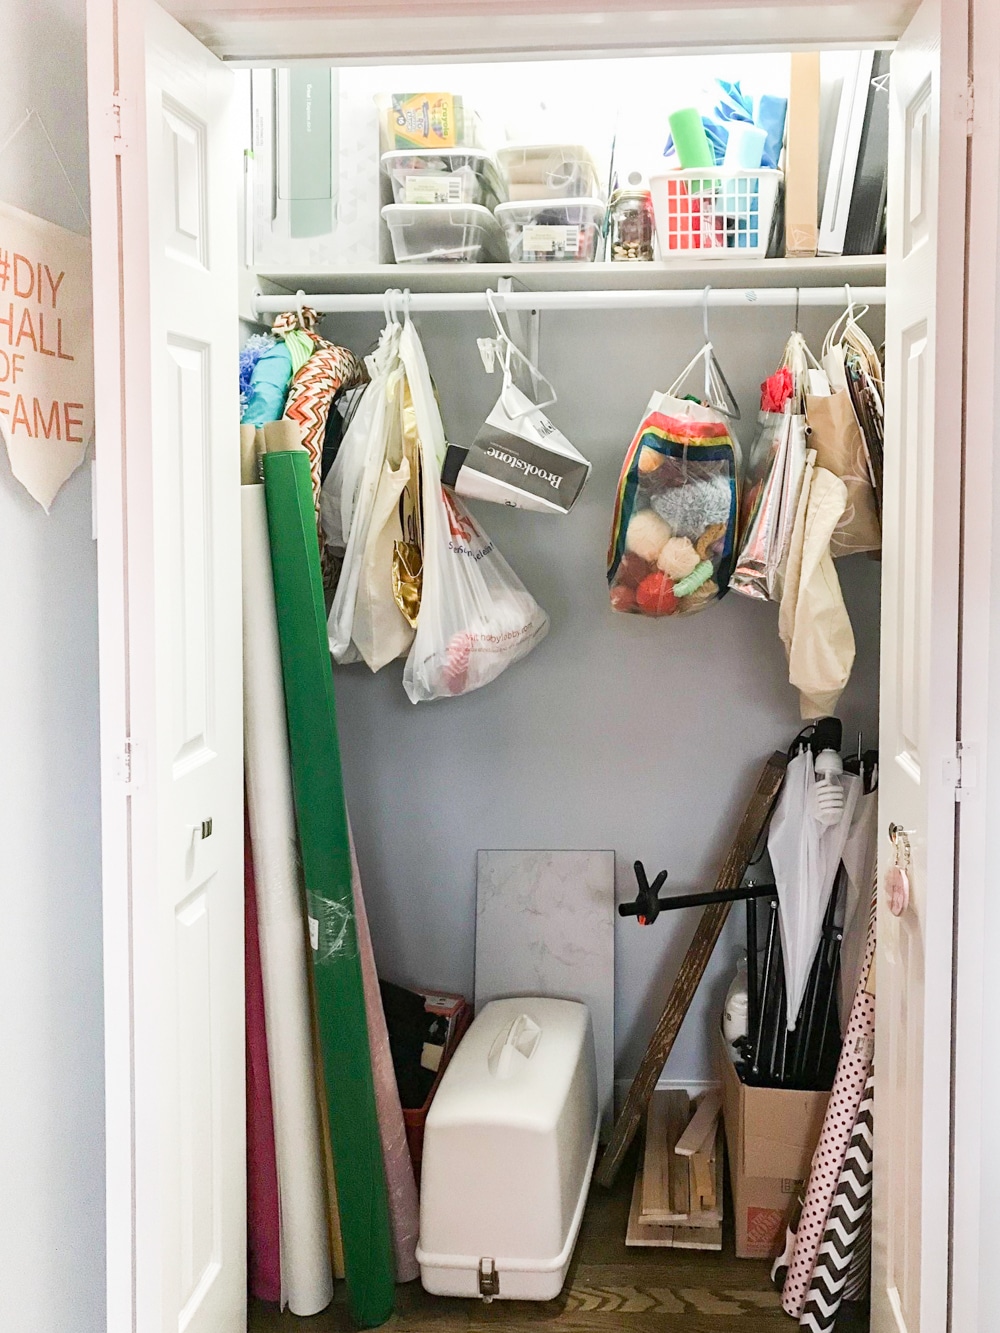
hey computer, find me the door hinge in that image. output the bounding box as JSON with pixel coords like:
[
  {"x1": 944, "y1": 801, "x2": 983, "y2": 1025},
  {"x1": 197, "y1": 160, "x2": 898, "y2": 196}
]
[
  {"x1": 112, "y1": 94, "x2": 128, "y2": 155},
  {"x1": 946, "y1": 742, "x2": 977, "y2": 800},
  {"x1": 116, "y1": 738, "x2": 145, "y2": 789}
]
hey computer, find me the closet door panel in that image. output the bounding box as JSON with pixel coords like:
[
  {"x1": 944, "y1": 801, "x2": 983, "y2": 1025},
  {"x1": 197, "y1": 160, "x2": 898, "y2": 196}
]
[
  {"x1": 874, "y1": 0, "x2": 967, "y2": 1329},
  {"x1": 87, "y1": 3, "x2": 243, "y2": 1331}
]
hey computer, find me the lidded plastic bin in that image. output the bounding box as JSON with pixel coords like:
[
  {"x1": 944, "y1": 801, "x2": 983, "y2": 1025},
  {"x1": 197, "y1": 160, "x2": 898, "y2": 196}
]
[
  {"x1": 649, "y1": 168, "x2": 782, "y2": 258},
  {"x1": 381, "y1": 149, "x2": 506, "y2": 208},
  {"x1": 495, "y1": 199, "x2": 605, "y2": 263},
  {"x1": 496, "y1": 144, "x2": 601, "y2": 201},
  {"x1": 382, "y1": 203, "x2": 508, "y2": 264},
  {"x1": 417, "y1": 997, "x2": 599, "y2": 1301}
]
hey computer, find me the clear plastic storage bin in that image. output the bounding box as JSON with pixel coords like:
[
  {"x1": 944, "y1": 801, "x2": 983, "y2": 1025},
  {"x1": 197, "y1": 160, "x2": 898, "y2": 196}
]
[
  {"x1": 496, "y1": 144, "x2": 602, "y2": 201},
  {"x1": 381, "y1": 149, "x2": 506, "y2": 208},
  {"x1": 649, "y1": 168, "x2": 782, "y2": 259},
  {"x1": 495, "y1": 199, "x2": 605, "y2": 263},
  {"x1": 382, "y1": 203, "x2": 509, "y2": 263}
]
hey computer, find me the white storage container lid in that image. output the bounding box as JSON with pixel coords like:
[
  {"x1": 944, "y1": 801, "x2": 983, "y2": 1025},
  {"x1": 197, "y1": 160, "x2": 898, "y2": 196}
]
[
  {"x1": 495, "y1": 197, "x2": 606, "y2": 222},
  {"x1": 382, "y1": 147, "x2": 499, "y2": 167}
]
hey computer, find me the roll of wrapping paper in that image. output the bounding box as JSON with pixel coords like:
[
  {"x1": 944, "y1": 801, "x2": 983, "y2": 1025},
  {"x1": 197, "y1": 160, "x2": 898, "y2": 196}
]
[
  {"x1": 350, "y1": 827, "x2": 420, "y2": 1283},
  {"x1": 242, "y1": 484, "x2": 335, "y2": 1316},
  {"x1": 245, "y1": 813, "x2": 282, "y2": 1305},
  {"x1": 262, "y1": 448, "x2": 395, "y2": 1329},
  {"x1": 781, "y1": 883, "x2": 877, "y2": 1318}
]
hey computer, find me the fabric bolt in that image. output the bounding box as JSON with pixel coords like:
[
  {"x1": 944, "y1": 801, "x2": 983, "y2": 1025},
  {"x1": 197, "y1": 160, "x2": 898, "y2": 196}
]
[
  {"x1": 349, "y1": 828, "x2": 421, "y2": 1283},
  {"x1": 781, "y1": 884, "x2": 877, "y2": 1319},
  {"x1": 245, "y1": 815, "x2": 282, "y2": 1305},
  {"x1": 242, "y1": 338, "x2": 294, "y2": 428},
  {"x1": 282, "y1": 326, "x2": 315, "y2": 377},
  {"x1": 277, "y1": 320, "x2": 368, "y2": 516},
  {"x1": 798, "y1": 1070, "x2": 875, "y2": 1332}
]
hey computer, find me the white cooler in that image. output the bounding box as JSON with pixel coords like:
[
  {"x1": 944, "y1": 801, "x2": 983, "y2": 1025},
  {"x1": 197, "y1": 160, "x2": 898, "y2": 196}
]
[{"x1": 417, "y1": 997, "x2": 598, "y2": 1302}]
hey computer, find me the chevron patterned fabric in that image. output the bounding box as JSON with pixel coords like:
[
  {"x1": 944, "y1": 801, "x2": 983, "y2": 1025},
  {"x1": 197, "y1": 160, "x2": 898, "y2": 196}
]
[
  {"x1": 798, "y1": 1070, "x2": 875, "y2": 1332},
  {"x1": 282, "y1": 331, "x2": 367, "y2": 513}
]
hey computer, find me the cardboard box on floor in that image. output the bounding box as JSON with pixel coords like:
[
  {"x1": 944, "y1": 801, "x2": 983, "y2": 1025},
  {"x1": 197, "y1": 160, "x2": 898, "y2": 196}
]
[{"x1": 717, "y1": 1028, "x2": 829, "y2": 1260}]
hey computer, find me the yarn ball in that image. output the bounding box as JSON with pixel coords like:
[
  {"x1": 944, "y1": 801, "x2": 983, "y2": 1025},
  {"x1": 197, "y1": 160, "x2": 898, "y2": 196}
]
[
  {"x1": 617, "y1": 551, "x2": 652, "y2": 589},
  {"x1": 673, "y1": 559, "x2": 715, "y2": 598},
  {"x1": 651, "y1": 474, "x2": 732, "y2": 541},
  {"x1": 638, "y1": 445, "x2": 665, "y2": 474},
  {"x1": 657, "y1": 536, "x2": 701, "y2": 580},
  {"x1": 644, "y1": 454, "x2": 690, "y2": 491},
  {"x1": 677, "y1": 579, "x2": 719, "y2": 614},
  {"x1": 625, "y1": 508, "x2": 673, "y2": 564},
  {"x1": 695, "y1": 521, "x2": 727, "y2": 560},
  {"x1": 610, "y1": 584, "x2": 637, "y2": 613},
  {"x1": 636, "y1": 571, "x2": 678, "y2": 616}
]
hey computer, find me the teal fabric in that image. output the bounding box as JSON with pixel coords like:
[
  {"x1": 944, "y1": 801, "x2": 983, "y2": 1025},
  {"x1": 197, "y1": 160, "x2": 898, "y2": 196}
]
[{"x1": 241, "y1": 340, "x2": 293, "y2": 426}]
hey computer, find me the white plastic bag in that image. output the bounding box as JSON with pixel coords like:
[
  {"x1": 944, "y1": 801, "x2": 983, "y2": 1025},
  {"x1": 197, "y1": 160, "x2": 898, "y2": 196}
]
[
  {"x1": 398, "y1": 318, "x2": 549, "y2": 703},
  {"x1": 324, "y1": 320, "x2": 405, "y2": 663}
]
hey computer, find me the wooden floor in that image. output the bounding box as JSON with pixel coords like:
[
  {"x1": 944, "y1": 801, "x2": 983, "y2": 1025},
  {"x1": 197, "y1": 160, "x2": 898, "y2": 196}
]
[{"x1": 249, "y1": 1149, "x2": 870, "y2": 1332}]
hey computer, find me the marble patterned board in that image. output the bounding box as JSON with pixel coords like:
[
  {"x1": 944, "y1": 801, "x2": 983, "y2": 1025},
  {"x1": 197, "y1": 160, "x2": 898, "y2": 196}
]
[{"x1": 475, "y1": 850, "x2": 616, "y2": 1137}]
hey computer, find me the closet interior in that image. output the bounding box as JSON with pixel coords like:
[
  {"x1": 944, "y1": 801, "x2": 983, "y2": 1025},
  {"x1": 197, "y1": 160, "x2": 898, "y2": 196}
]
[{"x1": 230, "y1": 35, "x2": 892, "y2": 1333}]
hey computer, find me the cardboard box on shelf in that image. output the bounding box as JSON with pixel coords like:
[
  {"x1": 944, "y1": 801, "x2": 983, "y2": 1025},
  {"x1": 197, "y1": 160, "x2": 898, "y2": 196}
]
[{"x1": 718, "y1": 1028, "x2": 829, "y2": 1259}]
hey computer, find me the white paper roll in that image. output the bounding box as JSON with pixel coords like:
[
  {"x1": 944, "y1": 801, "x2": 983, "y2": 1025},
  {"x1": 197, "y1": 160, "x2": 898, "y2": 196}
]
[{"x1": 241, "y1": 484, "x2": 334, "y2": 1316}]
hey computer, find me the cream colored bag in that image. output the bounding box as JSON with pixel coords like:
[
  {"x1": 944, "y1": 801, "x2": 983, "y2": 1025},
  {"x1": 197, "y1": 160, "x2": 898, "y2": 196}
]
[
  {"x1": 779, "y1": 450, "x2": 856, "y2": 719},
  {"x1": 805, "y1": 389, "x2": 881, "y2": 557}
]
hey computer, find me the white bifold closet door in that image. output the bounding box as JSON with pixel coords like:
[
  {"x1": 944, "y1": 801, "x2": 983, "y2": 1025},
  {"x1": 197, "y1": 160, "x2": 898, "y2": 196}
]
[
  {"x1": 87, "y1": 2, "x2": 244, "y2": 1331},
  {"x1": 874, "y1": 0, "x2": 968, "y2": 1329}
]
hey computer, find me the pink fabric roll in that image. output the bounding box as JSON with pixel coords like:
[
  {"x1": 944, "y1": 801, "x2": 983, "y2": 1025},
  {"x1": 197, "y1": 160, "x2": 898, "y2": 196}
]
[
  {"x1": 245, "y1": 818, "x2": 282, "y2": 1304},
  {"x1": 349, "y1": 826, "x2": 421, "y2": 1283},
  {"x1": 781, "y1": 887, "x2": 877, "y2": 1318}
]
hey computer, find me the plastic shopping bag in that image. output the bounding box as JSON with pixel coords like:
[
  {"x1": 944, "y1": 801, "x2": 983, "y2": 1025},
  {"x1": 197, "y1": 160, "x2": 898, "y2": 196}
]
[
  {"x1": 398, "y1": 318, "x2": 549, "y2": 702},
  {"x1": 607, "y1": 374, "x2": 740, "y2": 618},
  {"x1": 324, "y1": 318, "x2": 407, "y2": 664}
]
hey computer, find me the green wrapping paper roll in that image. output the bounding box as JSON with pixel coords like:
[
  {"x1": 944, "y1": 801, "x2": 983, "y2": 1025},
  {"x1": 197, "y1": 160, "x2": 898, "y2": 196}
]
[{"x1": 262, "y1": 448, "x2": 395, "y2": 1329}]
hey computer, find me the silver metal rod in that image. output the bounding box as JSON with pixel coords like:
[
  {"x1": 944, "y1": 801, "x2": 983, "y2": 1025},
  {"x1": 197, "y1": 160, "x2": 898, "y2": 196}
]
[{"x1": 252, "y1": 284, "x2": 886, "y2": 318}]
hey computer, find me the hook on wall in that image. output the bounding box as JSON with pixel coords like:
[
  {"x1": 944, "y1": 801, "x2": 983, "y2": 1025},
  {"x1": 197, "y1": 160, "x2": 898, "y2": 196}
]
[{"x1": 702, "y1": 284, "x2": 712, "y2": 345}]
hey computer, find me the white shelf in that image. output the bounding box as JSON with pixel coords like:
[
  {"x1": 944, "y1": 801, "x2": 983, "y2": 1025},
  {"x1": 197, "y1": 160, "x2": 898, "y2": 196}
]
[{"x1": 256, "y1": 255, "x2": 885, "y2": 299}]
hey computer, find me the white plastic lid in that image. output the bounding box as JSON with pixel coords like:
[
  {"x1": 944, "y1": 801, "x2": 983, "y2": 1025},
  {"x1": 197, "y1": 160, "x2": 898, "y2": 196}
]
[
  {"x1": 494, "y1": 197, "x2": 606, "y2": 217},
  {"x1": 382, "y1": 202, "x2": 500, "y2": 224},
  {"x1": 381, "y1": 147, "x2": 497, "y2": 165}
]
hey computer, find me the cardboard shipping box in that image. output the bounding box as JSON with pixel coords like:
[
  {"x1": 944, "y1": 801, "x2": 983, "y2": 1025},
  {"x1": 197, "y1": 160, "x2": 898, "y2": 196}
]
[{"x1": 718, "y1": 1029, "x2": 829, "y2": 1259}]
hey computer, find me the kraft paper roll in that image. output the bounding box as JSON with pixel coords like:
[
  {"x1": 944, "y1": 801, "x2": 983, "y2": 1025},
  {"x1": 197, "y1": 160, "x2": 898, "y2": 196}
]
[
  {"x1": 668, "y1": 107, "x2": 716, "y2": 169},
  {"x1": 242, "y1": 484, "x2": 334, "y2": 1317},
  {"x1": 262, "y1": 449, "x2": 395, "y2": 1329},
  {"x1": 349, "y1": 828, "x2": 420, "y2": 1283},
  {"x1": 245, "y1": 814, "x2": 281, "y2": 1305}
]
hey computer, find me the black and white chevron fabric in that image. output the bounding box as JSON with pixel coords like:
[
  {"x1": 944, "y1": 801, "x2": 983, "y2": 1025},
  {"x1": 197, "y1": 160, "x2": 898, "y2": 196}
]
[{"x1": 798, "y1": 1069, "x2": 875, "y2": 1332}]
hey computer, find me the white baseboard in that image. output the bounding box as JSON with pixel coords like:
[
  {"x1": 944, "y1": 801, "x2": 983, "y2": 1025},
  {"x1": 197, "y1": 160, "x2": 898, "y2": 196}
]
[{"x1": 614, "y1": 1075, "x2": 722, "y2": 1105}]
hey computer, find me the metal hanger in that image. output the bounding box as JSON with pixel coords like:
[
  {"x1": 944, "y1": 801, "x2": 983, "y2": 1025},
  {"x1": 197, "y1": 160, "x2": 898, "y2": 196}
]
[
  {"x1": 667, "y1": 287, "x2": 741, "y2": 420},
  {"x1": 480, "y1": 288, "x2": 557, "y2": 416}
]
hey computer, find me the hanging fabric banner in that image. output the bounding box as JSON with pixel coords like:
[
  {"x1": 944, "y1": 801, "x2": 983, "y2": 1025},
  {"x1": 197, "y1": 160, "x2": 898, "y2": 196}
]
[{"x1": 0, "y1": 200, "x2": 94, "y2": 510}]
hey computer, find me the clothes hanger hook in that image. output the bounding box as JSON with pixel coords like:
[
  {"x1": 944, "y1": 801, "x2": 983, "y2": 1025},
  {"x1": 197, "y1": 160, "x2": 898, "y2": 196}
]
[
  {"x1": 845, "y1": 283, "x2": 854, "y2": 323},
  {"x1": 295, "y1": 289, "x2": 306, "y2": 326},
  {"x1": 702, "y1": 285, "x2": 712, "y2": 345},
  {"x1": 794, "y1": 287, "x2": 801, "y2": 333},
  {"x1": 402, "y1": 287, "x2": 411, "y2": 321},
  {"x1": 383, "y1": 288, "x2": 393, "y2": 328}
]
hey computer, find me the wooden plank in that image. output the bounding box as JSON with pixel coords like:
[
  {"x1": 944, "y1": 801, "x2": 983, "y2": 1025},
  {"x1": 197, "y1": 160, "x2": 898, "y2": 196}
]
[
  {"x1": 639, "y1": 1089, "x2": 672, "y2": 1220},
  {"x1": 690, "y1": 1149, "x2": 714, "y2": 1209},
  {"x1": 626, "y1": 1166, "x2": 676, "y2": 1248},
  {"x1": 595, "y1": 751, "x2": 787, "y2": 1187},
  {"x1": 675, "y1": 1089, "x2": 722, "y2": 1157},
  {"x1": 671, "y1": 1223, "x2": 723, "y2": 1251},
  {"x1": 667, "y1": 1094, "x2": 691, "y2": 1217}
]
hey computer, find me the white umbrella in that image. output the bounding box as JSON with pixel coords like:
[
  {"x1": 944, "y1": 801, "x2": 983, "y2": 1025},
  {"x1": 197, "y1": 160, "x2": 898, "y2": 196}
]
[{"x1": 767, "y1": 749, "x2": 861, "y2": 1029}]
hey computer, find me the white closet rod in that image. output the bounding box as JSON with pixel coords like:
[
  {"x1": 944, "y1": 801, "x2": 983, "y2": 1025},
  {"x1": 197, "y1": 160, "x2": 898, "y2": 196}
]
[{"x1": 252, "y1": 286, "x2": 886, "y2": 317}]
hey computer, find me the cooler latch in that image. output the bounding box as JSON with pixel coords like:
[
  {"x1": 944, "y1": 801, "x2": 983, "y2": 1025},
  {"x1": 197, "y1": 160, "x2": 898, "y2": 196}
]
[{"x1": 478, "y1": 1258, "x2": 500, "y2": 1301}]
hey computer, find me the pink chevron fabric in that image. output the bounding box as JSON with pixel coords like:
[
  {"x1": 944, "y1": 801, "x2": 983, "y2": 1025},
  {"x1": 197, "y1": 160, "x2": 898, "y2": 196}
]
[{"x1": 781, "y1": 885, "x2": 877, "y2": 1318}]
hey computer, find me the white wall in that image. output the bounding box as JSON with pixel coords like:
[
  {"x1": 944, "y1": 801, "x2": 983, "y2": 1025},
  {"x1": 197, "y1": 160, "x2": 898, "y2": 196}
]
[
  {"x1": 326, "y1": 302, "x2": 882, "y2": 1084},
  {"x1": 0, "y1": 3, "x2": 105, "y2": 1331}
]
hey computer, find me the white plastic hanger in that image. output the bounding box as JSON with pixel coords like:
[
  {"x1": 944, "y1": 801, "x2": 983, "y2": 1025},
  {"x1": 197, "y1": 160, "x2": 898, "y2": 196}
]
[
  {"x1": 666, "y1": 287, "x2": 741, "y2": 419},
  {"x1": 479, "y1": 287, "x2": 557, "y2": 419}
]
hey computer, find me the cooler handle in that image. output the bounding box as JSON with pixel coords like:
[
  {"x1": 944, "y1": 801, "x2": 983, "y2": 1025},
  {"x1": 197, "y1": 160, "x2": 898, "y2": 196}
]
[{"x1": 487, "y1": 1013, "x2": 542, "y2": 1080}]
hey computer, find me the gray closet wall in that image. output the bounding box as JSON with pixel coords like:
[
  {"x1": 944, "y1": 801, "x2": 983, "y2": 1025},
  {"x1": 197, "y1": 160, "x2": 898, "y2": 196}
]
[{"x1": 326, "y1": 300, "x2": 882, "y2": 1086}]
